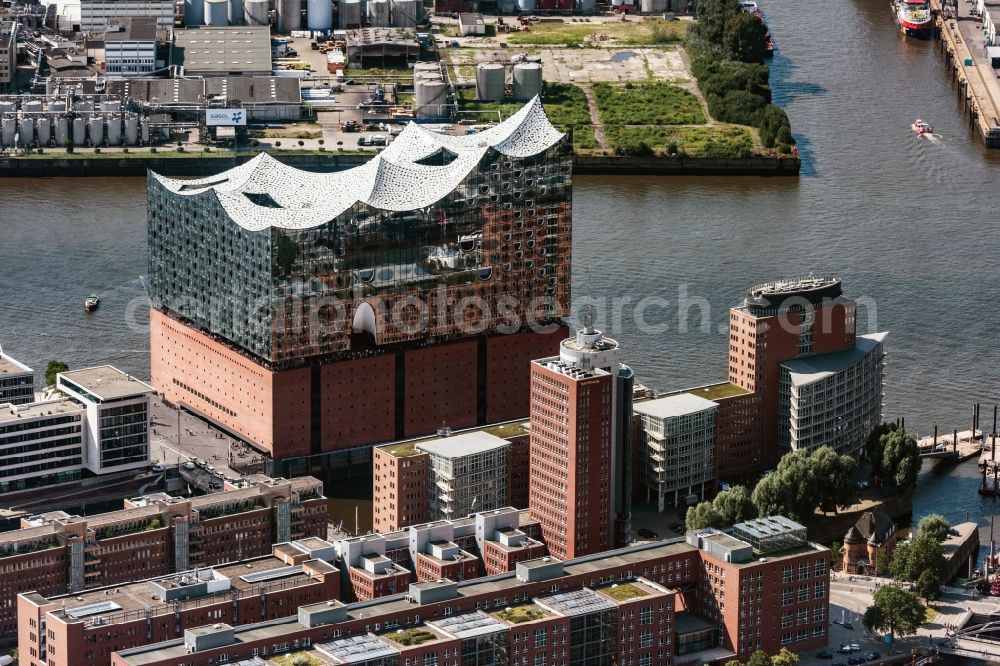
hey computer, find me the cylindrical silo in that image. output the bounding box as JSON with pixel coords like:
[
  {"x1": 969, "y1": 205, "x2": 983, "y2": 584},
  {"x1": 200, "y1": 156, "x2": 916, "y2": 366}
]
[
  {"x1": 49, "y1": 100, "x2": 67, "y2": 114},
  {"x1": 639, "y1": 0, "x2": 665, "y2": 11},
  {"x1": 391, "y1": 0, "x2": 416, "y2": 26},
  {"x1": 276, "y1": 0, "x2": 300, "y2": 32},
  {"x1": 0, "y1": 101, "x2": 13, "y2": 114},
  {"x1": 23, "y1": 100, "x2": 43, "y2": 114},
  {"x1": 37, "y1": 116, "x2": 51, "y2": 145},
  {"x1": 107, "y1": 115, "x2": 121, "y2": 145},
  {"x1": 338, "y1": 0, "x2": 360, "y2": 27},
  {"x1": 512, "y1": 62, "x2": 542, "y2": 101},
  {"x1": 415, "y1": 79, "x2": 447, "y2": 119},
  {"x1": 74, "y1": 100, "x2": 93, "y2": 113},
  {"x1": 516, "y1": 0, "x2": 536, "y2": 12},
  {"x1": 1, "y1": 117, "x2": 14, "y2": 147},
  {"x1": 185, "y1": 0, "x2": 205, "y2": 24},
  {"x1": 244, "y1": 0, "x2": 268, "y2": 24},
  {"x1": 497, "y1": 0, "x2": 516, "y2": 12},
  {"x1": 476, "y1": 63, "x2": 505, "y2": 101},
  {"x1": 72, "y1": 117, "x2": 86, "y2": 145},
  {"x1": 368, "y1": 0, "x2": 389, "y2": 25},
  {"x1": 125, "y1": 115, "x2": 139, "y2": 145},
  {"x1": 205, "y1": 0, "x2": 230, "y2": 25},
  {"x1": 55, "y1": 116, "x2": 68, "y2": 145},
  {"x1": 577, "y1": 0, "x2": 596, "y2": 13},
  {"x1": 100, "y1": 100, "x2": 121, "y2": 114},
  {"x1": 141, "y1": 118, "x2": 151, "y2": 143},
  {"x1": 307, "y1": 0, "x2": 332, "y2": 29},
  {"x1": 89, "y1": 116, "x2": 104, "y2": 145},
  {"x1": 19, "y1": 117, "x2": 33, "y2": 145},
  {"x1": 229, "y1": 0, "x2": 245, "y2": 24}
]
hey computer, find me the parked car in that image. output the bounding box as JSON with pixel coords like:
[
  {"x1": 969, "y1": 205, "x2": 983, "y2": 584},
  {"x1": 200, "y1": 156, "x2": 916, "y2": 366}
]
[
  {"x1": 848, "y1": 644, "x2": 861, "y2": 652},
  {"x1": 847, "y1": 656, "x2": 865, "y2": 665},
  {"x1": 816, "y1": 651, "x2": 834, "y2": 660},
  {"x1": 151, "y1": 462, "x2": 164, "y2": 472},
  {"x1": 866, "y1": 653, "x2": 880, "y2": 661},
  {"x1": 838, "y1": 647, "x2": 853, "y2": 655},
  {"x1": 637, "y1": 528, "x2": 655, "y2": 538},
  {"x1": 182, "y1": 461, "x2": 196, "y2": 470}
]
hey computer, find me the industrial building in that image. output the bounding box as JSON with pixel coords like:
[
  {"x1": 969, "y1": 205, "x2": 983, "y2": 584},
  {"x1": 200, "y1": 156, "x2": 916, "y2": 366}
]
[
  {"x1": 372, "y1": 430, "x2": 519, "y2": 532},
  {"x1": 79, "y1": 0, "x2": 174, "y2": 32},
  {"x1": 0, "y1": 21, "x2": 18, "y2": 88},
  {"x1": 0, "y1": 348, "x2": 34, "y2": 405},
  {"x1": 345, "y1": 27, "x2": 420, "y2": 69},
  {"x1": 634, "y1": 393, "x2": 718, "y2": 511},
  {"x1": 107, "y1": 516, "x2": 830, "y2": 666},
  {"x1": 102, "y1": 17, "x2": 158, "y2": 75},
  {"x1": 171, "y1": 26, "x2": 273, "y2": 76},
  {"x1": 147, "y1": 97, "x2": 572, "y2": 460},
  {"x1": 528, "y1": 324, "x2": 634, "y2": 561},
  {"x1": 0, "y1": 475, "x2": 326, "y2": 645}
]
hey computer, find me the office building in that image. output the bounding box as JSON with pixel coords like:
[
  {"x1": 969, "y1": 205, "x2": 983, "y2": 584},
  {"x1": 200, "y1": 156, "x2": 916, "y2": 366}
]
[
  {"x1": 147, "y1": 98, "x2": 572, "y2": 460},
  {"x1": 108, "y1": 516, "x2": 829, "y2": 666},
  {"x1": 103, "y1": 17, "x2": 157, "y2": 75},
  {"x1": 18, "y1": 547, "x2": 340, "y2": 666},
  {"x1": 634, "y1": 393, "x2": 718, "y2": 511},
  {"x1": 528, "y1": 324, "x2": 633, "y2": 560},
  {"x1": 0, "y1": 475, "x2": 325, "y2": 643},
  {"x1": 0, "y1": 348, "x2": 33, "y2": 405},
  {"x1": 80, "y1": 0, "x2": 174, "y2": 31},
  {"x1": 0, "y1": 398, "x2": 86, "y2": 493},
  {"x1": 372, "y1": 430, "x2": 517, "y2": 532},
  {"x1": 0, "y1": 21, "x2": 18, "y2": 87}
]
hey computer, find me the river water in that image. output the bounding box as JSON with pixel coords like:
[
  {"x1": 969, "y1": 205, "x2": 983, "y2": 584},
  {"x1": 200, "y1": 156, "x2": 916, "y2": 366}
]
[{"x1": 0, "y1": 0, "x2": 998, "y2": 532}]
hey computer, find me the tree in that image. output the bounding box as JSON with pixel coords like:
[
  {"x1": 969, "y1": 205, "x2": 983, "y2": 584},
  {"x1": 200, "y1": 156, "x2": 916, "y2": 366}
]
[
  {"x1": 890, "y1": 534, "x2": 946, "y2": 590},
  {"x1": 722, "y1": 11, "x2": 769, "y2": 63},
  {"x1": 749, "y1": 447, "x2": 854, "y2": 523},
  {"x1": 875, "y1": 428, "x2": 919, "y2": 493},
  {"x1": 685, "y1": 501, "x2": 724, "y2": 531},
  {"x1": 746, "y1": 650, "x2": 772, "y2": 666},
  {"x1": 875, "y1": 548, "x2": 891, "y2": 576},
  {"x1": 713, "y1": 485, "x2": 758, "y2": 525},
  {"x1": 915, "y1": 568, "x2": 942, "y2": 603},
  {"x1": 45, "y1": 360, "x2": 69, "y2": 387},
  {"x1": 862, "y1": 585, "x2": 925, "y2": 639},
  {"x1": 866, "y1": 422, "x2": 899, "y2": 473},
  {"x1": 917, "y1": 514, "x2": 950, "y2": 542},
  {"x1": 771, "y1": 648, "x2": 800, "y2": 666},
  {"x1": 830, "y1": 541, "x2": 842, "y2": 568},
  {"x1": 811, "y1": 446, "x2": 858, "y2": 514},
  {"x1": 751, "y1": 472, "x2": 792, "y2": 520},
  {"x1": 691, "y1": 0, "x2": 743, "y2": 47}
]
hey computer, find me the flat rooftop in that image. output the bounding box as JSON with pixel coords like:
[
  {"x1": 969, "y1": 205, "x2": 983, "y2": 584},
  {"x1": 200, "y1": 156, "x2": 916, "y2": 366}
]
[
  {"x1": 633, "y1": 393, "x2": 718, "y2": 419},
  {"x1": 0, "y1": 397, "x2": 83, "y2": 424},
  {"x1": 0, "y1": 351, "x2": 32, "y2": 375},
  {"x1": 415, "y1": 431, "x2": 510, "y2": 459},
  {"x1": 782, "y1": 332, "x2": 887, "y2": 388},
  {"x1": 172, "y1": 26, "x2": 272, "y2": 74},
  {"x1": 662, "y1": 382, "x2": 750, "y2": 402},
  {"x1": 58, "y1": 366, "x2": 155, "y2": 401},
  {"x1": 106, "y1": 16, "x2": 157, "y2": 42}
]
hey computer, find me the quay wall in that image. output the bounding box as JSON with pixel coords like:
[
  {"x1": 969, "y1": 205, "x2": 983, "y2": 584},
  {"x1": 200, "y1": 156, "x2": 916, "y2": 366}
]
[{"x1": 0, "y1": 153, "x2": 801, "y2": 177}]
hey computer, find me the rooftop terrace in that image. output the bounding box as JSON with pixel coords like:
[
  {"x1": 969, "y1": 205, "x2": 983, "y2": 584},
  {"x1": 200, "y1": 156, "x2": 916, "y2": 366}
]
[{"x1": 58, "y1": 366, "x2": 155, "y2": 401}]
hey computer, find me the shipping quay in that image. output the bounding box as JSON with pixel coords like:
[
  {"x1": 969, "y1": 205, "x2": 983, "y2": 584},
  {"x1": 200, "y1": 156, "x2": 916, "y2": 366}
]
[{"x1": 931, "y1": 0, "x2": 1000, "y2": 147}]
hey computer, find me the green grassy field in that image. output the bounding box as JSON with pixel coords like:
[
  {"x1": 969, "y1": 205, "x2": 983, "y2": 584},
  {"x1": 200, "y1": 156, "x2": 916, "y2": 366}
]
[
  {"x1": 593, "y1": 81, "x2": 706, "y2": 125},
  {"x1": 506, "y1": 19, "x2": 687, "y2": 47},
  {"x1": 604, "y1": 125, "x2": 755, "y2": 158}
]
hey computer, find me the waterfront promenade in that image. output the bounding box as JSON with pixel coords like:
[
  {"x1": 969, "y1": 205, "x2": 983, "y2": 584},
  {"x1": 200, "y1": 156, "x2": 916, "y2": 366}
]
[{"x1": 931, "y1": 0, "x2": 1000, "y2": 146}]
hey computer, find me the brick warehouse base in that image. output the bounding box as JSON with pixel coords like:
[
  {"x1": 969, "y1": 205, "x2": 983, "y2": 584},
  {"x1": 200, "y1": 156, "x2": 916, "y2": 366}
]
[{"x1": 151, "y1": 309, "x2": 567, "y2": 457}]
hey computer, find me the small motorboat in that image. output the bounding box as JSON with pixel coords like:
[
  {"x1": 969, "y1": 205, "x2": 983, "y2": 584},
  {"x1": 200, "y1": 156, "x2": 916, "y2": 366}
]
[
  {"x1": 912, "y1": 119, "x2": 933, "y2": 135},
  {"x1": 84, "y1": 294, "x2": 99, "y2": 312}
]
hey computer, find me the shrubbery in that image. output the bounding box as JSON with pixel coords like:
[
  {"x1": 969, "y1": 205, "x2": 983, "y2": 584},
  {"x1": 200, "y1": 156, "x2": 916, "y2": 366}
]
[{"x1": 688, "y1": 0, "x2": 794, "y2": 153}]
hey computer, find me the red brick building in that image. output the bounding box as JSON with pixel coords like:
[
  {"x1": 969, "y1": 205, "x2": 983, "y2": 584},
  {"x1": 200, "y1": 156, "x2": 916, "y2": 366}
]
[
  {"x1": 17, "y1": 548, "x2": 340, "y2": 666},
  {"x1": 0, "y1": 476, "x2": 325, "y2": 645}
]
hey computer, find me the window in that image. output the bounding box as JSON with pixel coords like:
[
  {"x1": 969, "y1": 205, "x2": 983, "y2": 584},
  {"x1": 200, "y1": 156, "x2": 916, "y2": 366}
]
[
  {"x1": 781, "y1": 589, "x2": 793, "y2": 606},
  {"x1": 815, "y1": 559, "x2": 827, "y2": 577},
  {"x1": 640, "y1": 608, "x2": 653, "y2": 624},
  {"x1": 640, "y1": 629, "x2": 653, "y2": 648},
  {"x1": 782, "y1": 565, "x2": 793, "y2": 583},
  {"x1": 797, "y1": 586, "x2": 809, "y2": 603},
  {"x1": 814, "y1": 582, "x2": 827, "y2": 598},
  {"x1": 534, "y1": 628, "x2": 547, "y2": 648},
  {"x1": 780, "y1": 612, "x2": 792, "y2": 628}
]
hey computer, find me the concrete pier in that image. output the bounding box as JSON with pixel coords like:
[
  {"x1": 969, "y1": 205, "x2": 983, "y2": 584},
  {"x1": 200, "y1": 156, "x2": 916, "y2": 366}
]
[{"x1": 931, "y1": 0, "x2": 1000, "y2": 147}]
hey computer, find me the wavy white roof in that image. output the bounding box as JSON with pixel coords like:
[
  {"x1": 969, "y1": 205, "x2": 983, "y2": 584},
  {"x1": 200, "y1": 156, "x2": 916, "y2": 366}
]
[{"x1": 150, "y1": 96, "x2": 564, "y2": 231}]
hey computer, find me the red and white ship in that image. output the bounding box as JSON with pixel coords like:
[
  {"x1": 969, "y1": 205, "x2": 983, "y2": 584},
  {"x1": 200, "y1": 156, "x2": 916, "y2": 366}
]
[{"x1": 894, "y1": 0, "x2": 933, "y2": 36}]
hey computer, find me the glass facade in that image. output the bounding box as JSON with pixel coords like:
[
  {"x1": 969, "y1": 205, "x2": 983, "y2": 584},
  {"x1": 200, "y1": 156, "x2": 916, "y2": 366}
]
[
  {"x1": 98, "y1": 401, "x2": 149, "y2": 468},
  {"x1": 147, "y1": 113, "x2": 572, "y2": 368}
]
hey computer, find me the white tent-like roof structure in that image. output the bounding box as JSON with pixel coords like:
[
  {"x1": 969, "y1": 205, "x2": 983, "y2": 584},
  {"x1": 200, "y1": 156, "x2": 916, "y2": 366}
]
[{"x1": 150, "y1": 96, "x2": 564, "y2": 232}]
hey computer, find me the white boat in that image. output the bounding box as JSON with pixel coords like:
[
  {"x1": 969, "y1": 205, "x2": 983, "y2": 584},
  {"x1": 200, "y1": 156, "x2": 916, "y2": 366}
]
[
  {"x1": 894, "y1": 0, "x2": 933, "y2": 36},
  {"x1": 912, "y1": 119, "x2": 933, "y2": 135}
]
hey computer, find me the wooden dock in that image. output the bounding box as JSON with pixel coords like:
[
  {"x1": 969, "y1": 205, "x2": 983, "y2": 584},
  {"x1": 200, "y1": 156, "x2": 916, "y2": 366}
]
[
  {"x1": 930, "y1": 0, "x2": 1000, "y2": 147},
  {"x1": 916, "y1": 428, "x2": 983, "y2": 462}
]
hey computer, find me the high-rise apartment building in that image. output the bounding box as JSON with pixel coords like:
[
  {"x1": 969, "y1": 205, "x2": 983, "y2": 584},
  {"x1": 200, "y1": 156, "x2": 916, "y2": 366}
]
[
  {"x1": 0, "y1": 348, "x2": 34, "y2": 405},
  {"x1": 147, "y1": 99, "x2": 572, "y2": 461},
  {"x1": 528, "y1": 325, "x2": 633, "y2": 561},
  {"x1": 719, "y1": 277, "x2": 885, "y2": 477}
]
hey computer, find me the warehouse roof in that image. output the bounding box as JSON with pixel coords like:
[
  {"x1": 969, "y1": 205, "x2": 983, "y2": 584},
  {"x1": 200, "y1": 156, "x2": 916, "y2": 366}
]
[{"x1": 172, "y1": 26, "x2": 272, "y2": 74}]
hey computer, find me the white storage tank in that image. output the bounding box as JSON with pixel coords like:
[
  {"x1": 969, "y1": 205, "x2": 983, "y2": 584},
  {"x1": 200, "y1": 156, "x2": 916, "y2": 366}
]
[
  {"x1": 229, "y1": 0, "x2": 245, "y2": 24},
  {"x1": 107, "y1": 115, "x2": 122, "y2": 145},
  {"x1": 578, "y1": 0, "x2": 596, "y2": 13},
  {"x1": 277, "y1": 0, "x2": 301, "y2": 31},
  {"x1": 55, "y1": 116, "x2": 69, "y2": 145},
  {"x1": 74, "y1": 100, "x2": 93, "y2": 113},
  {"x1": 19, "y1": 117, "x2": 33, "y2": 145},
  {"x1": 37, "y1": 116, "x2": 51, "y2": 145},
  {"x1": 368, "y1": 0, "x2": 389, "y2": 25},
  {"x1": 391, "y1": 0, "x2": 417, "y2": 26},
  {"x1": 512, "y1": 62, "x2": 542, "y2": 101},
  {"x1": 0, "y1": 101, "x2": 14, "y2": 114},
  {"x1": 338, "y1": 0, "x2": 361, "y2": 27},
  {"x1": 415, "y1": 79, "x2": 447, "y2": 118},
  {"x1": 307, "y1": 0, "x2": 332, "y2": 30},
  {"x1": 89, "y1": 116, "x2": 104, "y2": 145},
  {"x1": 205, "y1": 0, "x2": 230, "y2": 25},
  {"x1": 516, "y1": 0, "x2": 536, "y2": 11},
  {"x1": 141, "y1": 118, "x2": 151, "y2": 143},
  {"x1": 22, "y1": 100, "x2": 43, "y2": 114},
  {"x1": 1, "y1": 117, "x2": 14, "y2": 147},
  {"x1": 49, "y1": 101, "x2": 67, "y2": 114},
  {"x1": 245, "y1": 0, "x2": 269, "y2": 24},
  {"x1": 72, "y1": 117, "x2": 86, "y2": 145},
  {"x1": 476, "y1": 63, "x2": 505, "y2": 101},
  {"x1": 185, "y1": 0, "x2": 205, "y2": 24},
  {"x1": 125, "y1": 115, "x2": 139, "y2": 145},
  {"x1": 640, "y1": 0, "x2": 666, "y2": 12},
  {"x1": 100, "y1": 100, "x2": 121, "y2": 114}
]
